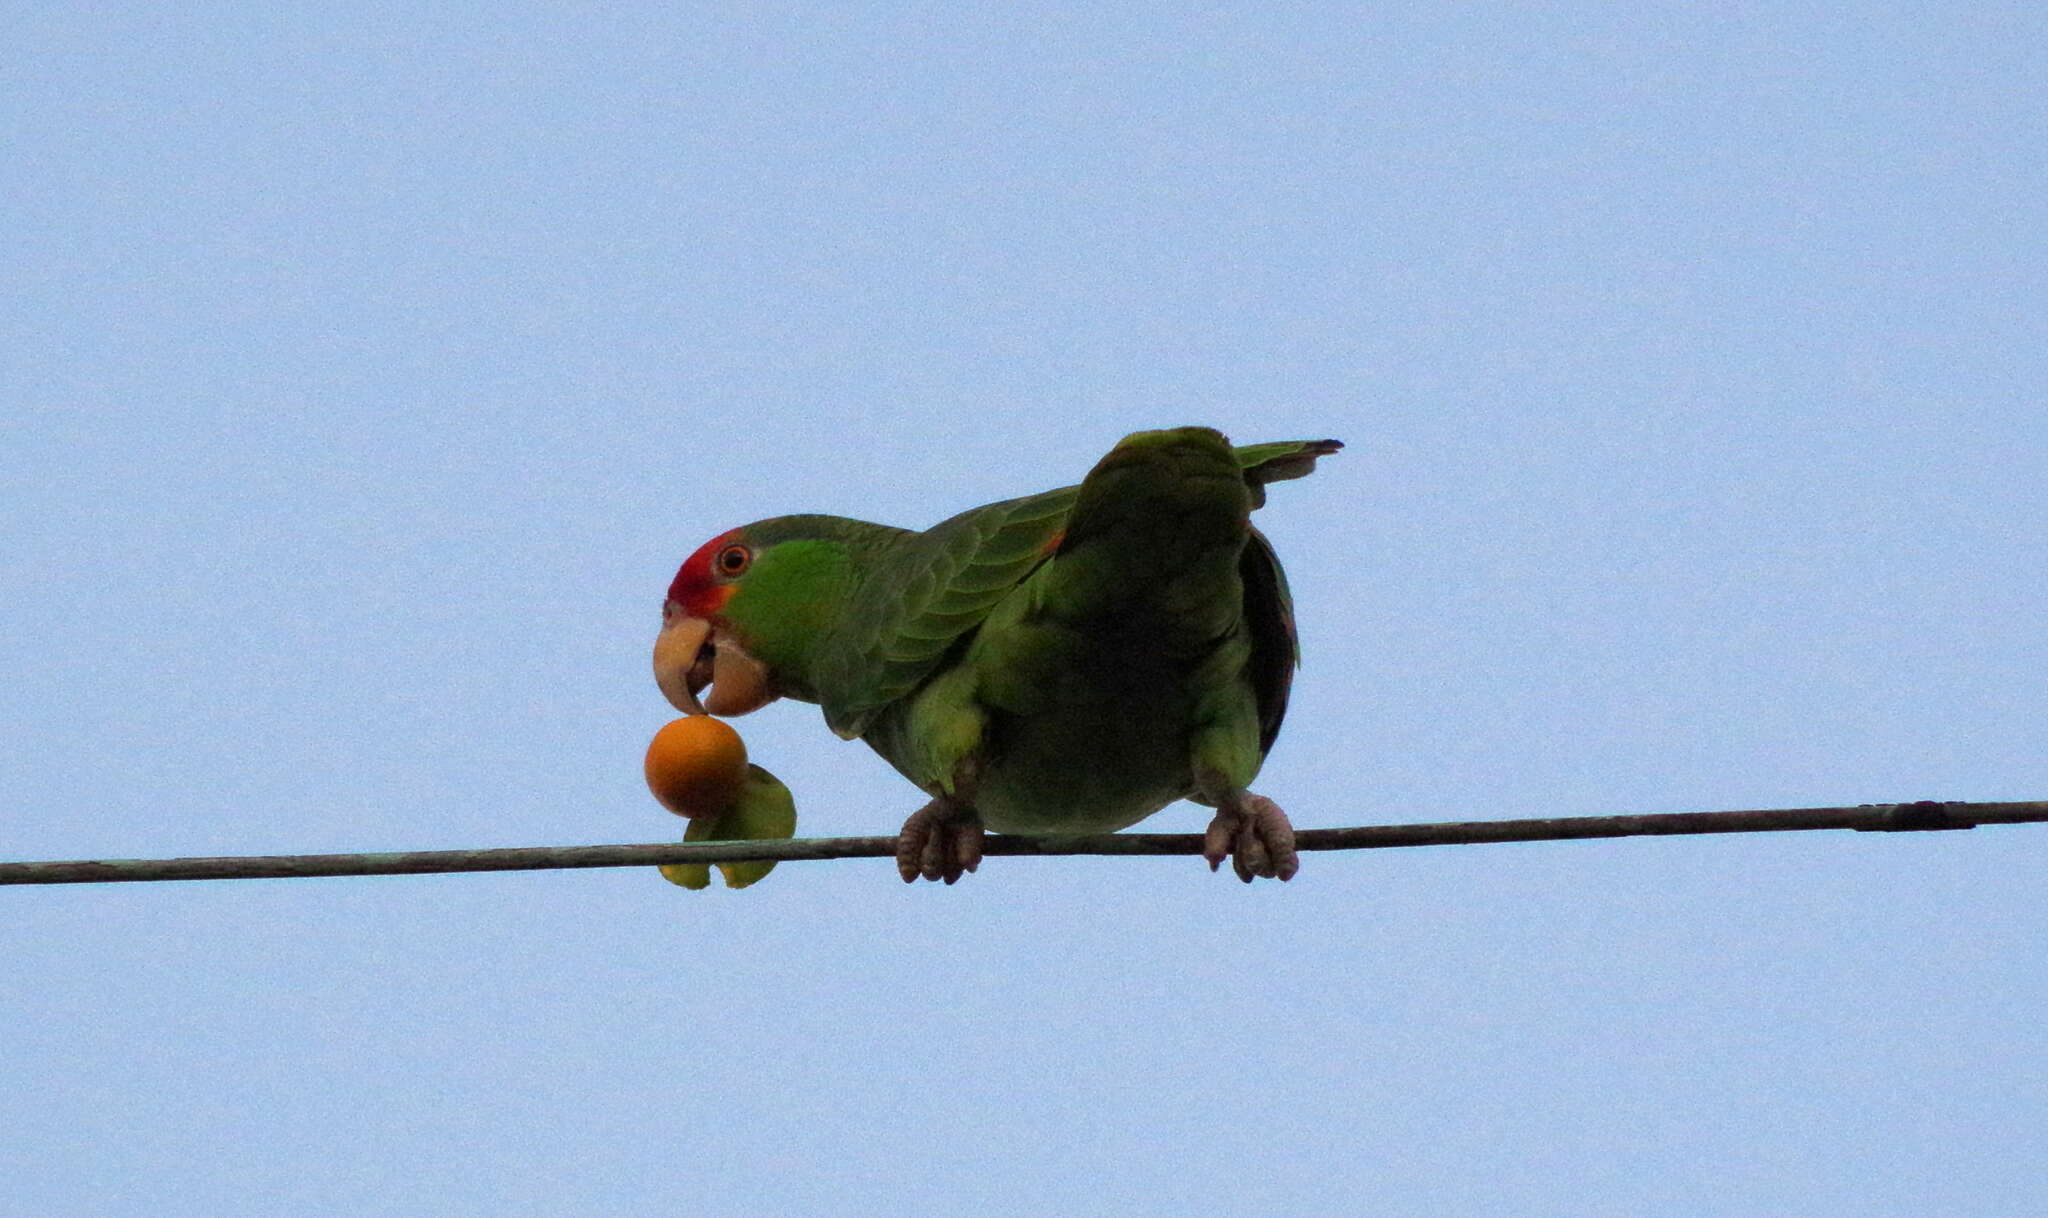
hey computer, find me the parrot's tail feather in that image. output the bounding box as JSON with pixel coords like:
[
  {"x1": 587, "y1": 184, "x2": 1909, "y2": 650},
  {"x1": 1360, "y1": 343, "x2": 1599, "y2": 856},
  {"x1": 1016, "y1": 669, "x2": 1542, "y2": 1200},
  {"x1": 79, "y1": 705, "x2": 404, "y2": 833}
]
[
  {"x1": 1237, "y1": 438, "x2": 1343, "y2": 506},
  {"x1": 1240, "y1": 438, "x2": 1343, "y2": 484}
]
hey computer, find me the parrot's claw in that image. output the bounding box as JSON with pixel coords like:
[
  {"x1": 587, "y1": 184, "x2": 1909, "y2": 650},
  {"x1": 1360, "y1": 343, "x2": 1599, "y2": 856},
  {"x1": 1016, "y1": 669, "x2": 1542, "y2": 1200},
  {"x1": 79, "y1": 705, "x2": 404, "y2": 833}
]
[
  {"x1": 896, "y1": 798, "x2": 985, "y2": 884},
  {"x1": 1202, "y1": 794, "x2": 1298, "y2": 883}
]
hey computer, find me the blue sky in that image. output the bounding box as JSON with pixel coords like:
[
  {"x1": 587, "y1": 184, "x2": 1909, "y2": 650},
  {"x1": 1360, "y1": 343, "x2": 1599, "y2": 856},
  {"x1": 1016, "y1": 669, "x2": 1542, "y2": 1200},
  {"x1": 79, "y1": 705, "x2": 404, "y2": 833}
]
[{"x1": 4, "y1": 5, "x2": 2044, "y2": 1214}]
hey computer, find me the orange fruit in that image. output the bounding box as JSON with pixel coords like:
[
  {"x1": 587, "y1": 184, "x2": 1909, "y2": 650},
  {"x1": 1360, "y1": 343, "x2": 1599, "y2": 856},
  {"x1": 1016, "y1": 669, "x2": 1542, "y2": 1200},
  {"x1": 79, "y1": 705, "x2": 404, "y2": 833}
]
[{"x1": 644, "y1": 715, "x2": 749, "y2": 818}]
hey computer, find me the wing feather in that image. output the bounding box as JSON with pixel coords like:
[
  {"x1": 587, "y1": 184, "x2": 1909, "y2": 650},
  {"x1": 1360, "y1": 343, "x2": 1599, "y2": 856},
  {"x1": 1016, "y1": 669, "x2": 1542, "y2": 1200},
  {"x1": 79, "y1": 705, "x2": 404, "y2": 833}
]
[
  {"x1": 1238, "y1": 524, "x2": 1300, "y2": 756},
  {"x1": 818, "y1": 439, "x2": 1337, "y2": 739}
]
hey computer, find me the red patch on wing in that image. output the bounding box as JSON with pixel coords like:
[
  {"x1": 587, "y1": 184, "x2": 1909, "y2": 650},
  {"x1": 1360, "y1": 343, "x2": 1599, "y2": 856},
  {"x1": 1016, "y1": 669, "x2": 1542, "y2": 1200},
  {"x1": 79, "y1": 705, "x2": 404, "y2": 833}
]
[{"x1": 667, "y1": 527, "x2": 742, "y2": 619}]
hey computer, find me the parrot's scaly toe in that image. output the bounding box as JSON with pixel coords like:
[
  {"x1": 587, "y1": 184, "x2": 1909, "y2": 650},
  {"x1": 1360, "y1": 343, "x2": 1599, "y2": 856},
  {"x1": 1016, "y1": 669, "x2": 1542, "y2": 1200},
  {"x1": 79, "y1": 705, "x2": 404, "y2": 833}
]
[
  {"x1": 1203, "y1": 793, "x2": 1298, "y2": 883},
  {"x1": 896, "y1": 798, "x2": 985, "y2": 884}
]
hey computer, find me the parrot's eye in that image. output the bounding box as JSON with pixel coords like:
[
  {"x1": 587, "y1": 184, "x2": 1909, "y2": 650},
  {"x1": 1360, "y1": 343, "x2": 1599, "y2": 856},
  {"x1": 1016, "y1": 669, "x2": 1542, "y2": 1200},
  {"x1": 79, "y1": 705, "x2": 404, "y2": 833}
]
[{"x1": 714, "y1": 544, "x2": 752, "y2": 578}]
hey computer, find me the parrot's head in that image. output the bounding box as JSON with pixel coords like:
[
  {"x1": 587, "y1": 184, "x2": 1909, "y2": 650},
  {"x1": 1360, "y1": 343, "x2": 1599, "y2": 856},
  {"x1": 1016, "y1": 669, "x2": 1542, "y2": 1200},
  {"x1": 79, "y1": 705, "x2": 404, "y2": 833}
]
[
  {"x1": 654, "y1": 517, "x2": 867, "y2": 718},
  {"x1": 654, "y1": 526, "x2": 778, "y2": 717}
]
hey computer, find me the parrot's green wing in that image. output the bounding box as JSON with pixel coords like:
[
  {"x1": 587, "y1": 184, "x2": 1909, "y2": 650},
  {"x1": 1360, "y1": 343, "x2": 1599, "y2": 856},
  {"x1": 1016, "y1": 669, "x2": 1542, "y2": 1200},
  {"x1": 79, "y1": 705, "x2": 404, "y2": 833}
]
[
  {"x1": 818, "y1": 488, "x2": 1070, "y2": 738},
  {"x1": 815, "y1": 438, "x2": 1339, "y2": 740},
  {"x1": 1239, "y1": 523, "x2": 1299, "y2": 754}
]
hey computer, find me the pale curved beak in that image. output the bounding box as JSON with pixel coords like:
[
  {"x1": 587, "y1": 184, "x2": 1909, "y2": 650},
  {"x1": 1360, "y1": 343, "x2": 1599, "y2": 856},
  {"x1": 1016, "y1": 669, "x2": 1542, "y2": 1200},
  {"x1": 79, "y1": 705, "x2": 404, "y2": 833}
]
[
  {"x1": 653, "y1": 610, "x2": 778, "y2": 717},
  {"x1": 653, "y1": 613, "x2": 712, "y2": 715}
]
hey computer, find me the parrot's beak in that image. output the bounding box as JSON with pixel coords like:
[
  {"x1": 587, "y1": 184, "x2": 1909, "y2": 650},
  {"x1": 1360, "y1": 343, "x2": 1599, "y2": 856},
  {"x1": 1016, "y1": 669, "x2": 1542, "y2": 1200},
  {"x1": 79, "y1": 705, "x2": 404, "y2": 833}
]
[
  {"x1": 653, "y1": 613, "x2": 713, "y2": 715},
  {"x1": 653, "y1": 608, "x2": 776, "y2": 717}
]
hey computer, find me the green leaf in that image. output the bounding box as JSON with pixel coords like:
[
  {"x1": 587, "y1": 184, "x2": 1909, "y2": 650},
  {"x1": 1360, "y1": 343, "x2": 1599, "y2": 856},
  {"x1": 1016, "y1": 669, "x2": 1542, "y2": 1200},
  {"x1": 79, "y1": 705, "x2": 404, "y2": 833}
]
[
  {"x1": 657, "y1": 764, "x2": 798, "y2": 891},
  {"x1": 657, "y1": 861, "x2": 713, "y2": 890}
]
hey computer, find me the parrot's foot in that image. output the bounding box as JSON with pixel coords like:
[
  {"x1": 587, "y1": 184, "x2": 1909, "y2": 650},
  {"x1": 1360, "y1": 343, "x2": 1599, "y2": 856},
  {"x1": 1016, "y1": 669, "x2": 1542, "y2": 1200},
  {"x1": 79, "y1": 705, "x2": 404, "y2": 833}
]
[
  {"x1": 895, "y1": 797, "x2": 985, "y2": 885},
  {"x1": 1202, "y1": 794, "x2": 1298, "y2": 883}
]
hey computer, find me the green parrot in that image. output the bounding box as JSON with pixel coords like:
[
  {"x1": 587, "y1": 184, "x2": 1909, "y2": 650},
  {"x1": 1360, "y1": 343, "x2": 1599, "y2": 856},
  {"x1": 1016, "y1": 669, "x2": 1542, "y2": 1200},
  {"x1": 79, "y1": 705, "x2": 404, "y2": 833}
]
[{"x1": 652, "y1": 426, "x2": 1339, "y2": 884}]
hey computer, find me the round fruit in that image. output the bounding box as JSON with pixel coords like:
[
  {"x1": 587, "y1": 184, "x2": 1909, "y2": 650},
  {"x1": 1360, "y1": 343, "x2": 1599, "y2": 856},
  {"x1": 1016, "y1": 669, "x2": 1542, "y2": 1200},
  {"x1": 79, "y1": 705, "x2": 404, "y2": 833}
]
[{"x1": 644, "y1": 715, "x2": 749, "y2": 818}]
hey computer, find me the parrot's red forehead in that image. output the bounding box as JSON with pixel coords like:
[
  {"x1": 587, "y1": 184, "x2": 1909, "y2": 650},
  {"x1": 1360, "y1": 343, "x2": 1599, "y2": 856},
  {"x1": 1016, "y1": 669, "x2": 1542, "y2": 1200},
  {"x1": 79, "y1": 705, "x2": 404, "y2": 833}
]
[{"x1": 667, "y1": 527, "x2": 743, "y2": 618}]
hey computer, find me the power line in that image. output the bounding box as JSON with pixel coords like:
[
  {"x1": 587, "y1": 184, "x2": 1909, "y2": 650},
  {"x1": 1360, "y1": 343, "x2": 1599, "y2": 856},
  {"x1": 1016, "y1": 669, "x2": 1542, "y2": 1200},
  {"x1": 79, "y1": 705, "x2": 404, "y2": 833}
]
[{"x1": 2, "y1": 799, "x2": 2040, "y2": 886}]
